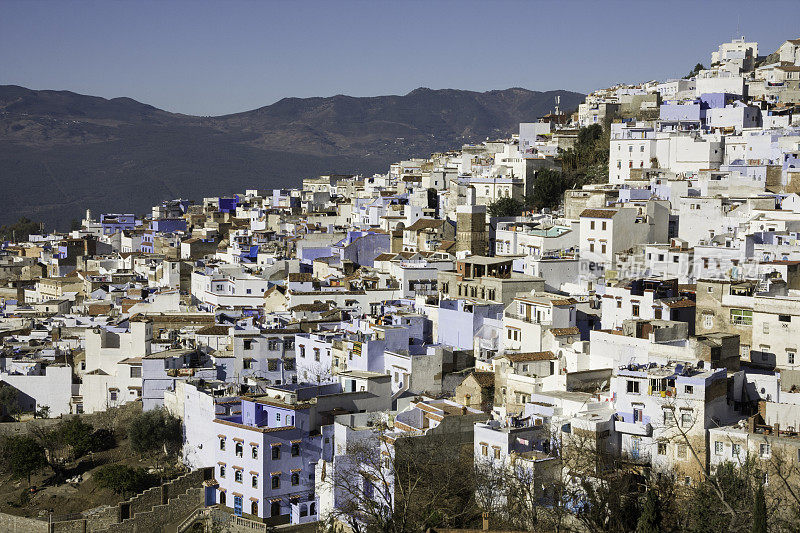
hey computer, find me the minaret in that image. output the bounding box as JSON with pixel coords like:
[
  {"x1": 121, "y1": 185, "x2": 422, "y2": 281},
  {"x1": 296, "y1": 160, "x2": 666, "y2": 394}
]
[{"x1": 456, "y1": 186, "x2": 486, "y2": 256}]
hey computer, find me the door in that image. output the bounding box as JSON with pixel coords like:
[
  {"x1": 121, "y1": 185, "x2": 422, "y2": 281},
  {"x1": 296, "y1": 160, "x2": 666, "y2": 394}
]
[{"x1": 234, "y1": 495, "x2": 243, "y2": 517}]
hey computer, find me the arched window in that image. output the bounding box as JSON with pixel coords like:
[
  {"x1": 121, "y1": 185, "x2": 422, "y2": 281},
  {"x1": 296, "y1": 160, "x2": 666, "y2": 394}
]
[
  {"x1": 251, "y1": 501, "x2": 258, "y2": 516},
  {"x1": 310, "y1": 502, "x2": 316, "y2": 515},
  {"x1": 219, "y1": 491, "x2": 226, "y2": 506},
  {"x1": 235, "y1": 470, "x2": 243, "y2": 483},
  {"x1": 291, "y1": 472, "x2": 299, "y2": 486},
  {"x1": 235, "y1": 442, "x2": 243, "y2": 457}
]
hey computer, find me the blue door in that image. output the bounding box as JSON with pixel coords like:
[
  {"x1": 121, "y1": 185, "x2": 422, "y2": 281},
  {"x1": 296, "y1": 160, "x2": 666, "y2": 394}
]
[{"x1": 234, "y1": 495, "x2": 243, "y2": 517}]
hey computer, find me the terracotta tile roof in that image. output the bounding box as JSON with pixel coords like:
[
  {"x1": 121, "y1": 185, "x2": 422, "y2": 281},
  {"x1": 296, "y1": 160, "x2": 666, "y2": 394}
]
[
  {"x1": 406, "y1": 218, "x2": 445, "y2": 232},
  {"x1": 501, "y1": 351, "x2": 557, "y2": 362},
  {"x1": 548, "y1": 327, "x2": 580, "y2": 336},
  {"x1": 196, "y1": 325, "x2": 230, "y2": 336},
  {"x1": 470, "y1": 371, "x2": 495, "y2": 387},
  {"x1": 665, "y1": 299, "x2": 696, "y2": 308},
  {"x1": 288, "y1": 273, "x2": 313, "y2": 282},
  {"x1": 580, "y1": 208, "x2": 617, "y2": 219},
  {"x1": 374, "y1": 253, "x2": 397, "y2": 262}
]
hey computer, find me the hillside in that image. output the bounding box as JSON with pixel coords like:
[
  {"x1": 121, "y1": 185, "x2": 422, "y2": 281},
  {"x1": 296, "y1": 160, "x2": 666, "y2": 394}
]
[{"x1": 0, "y1": 85, "x2": 585, "y2": 228}]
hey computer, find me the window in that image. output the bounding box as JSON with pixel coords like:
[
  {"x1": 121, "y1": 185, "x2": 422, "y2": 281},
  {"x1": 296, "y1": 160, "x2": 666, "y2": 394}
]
[
  {"x1": 252, "y1": 446, "x2": 258, "y2": 459},
  {"x1": 684, "y1": 385, "x2": 694, "y2": 395},
  {"x1": 602, "y1": 221, "x2": 607, "y2": 231},
  {"x1": 627, "y1": 381, "x2": 640, "y2": 393},
  {"x1": 219, "y1": 465, "x2": 226, "y2": 478},
  {"x1": 219, "y1": 437, "x2": 225, "y2": 451},
  {"x1": 130, "y1": 366, "x2": 141, "y2": 378},
  {"x1": 235, "y1": 470, "x2": 243, "y2": 483},
  {"x1": 677, "y1": 443, "x2": 687, "y2": 458},
  {"x1": 590, "y1": 221, "x2": 595, "y2": 230},
  {"x1": 219, "y1": 491, "x2": 226, "y2": 506},
  {"x1": 589, "y1": 243, "x2": 594, "y2": 252},
  {"x1": 657, "y1": 442, "x2": 667, "y2": 455},
  {"x1": 272, "y1": 475, "x2": 280, "y2": 489},
  {"x1": 789, "y1": 351, "x2": 796, "y2": 365},
  {"x1": 617, "y1": 300, "x2": 622, "y2": 308},
  {"x1": 251, "y1": 501, "x2": 258, "y2": 517},
  {"x1": 252, "y1": 475, "x2": 258, "y2": 488},
  {"x1": 779, "y1": 314, "x2": 791, "y2": 323},
  {"x1": 632, "y1": 304, "x2": 640, "y2": 317},
  {"x1": 732, "y1": 443, "x2": 741, "y2": 457},
  {"x1": 276, "y1": 413, "x2": 281, "y2": 422},
  {"x1": 760, "y1": 443, "x2": 771, "y2": 458},
  {"x1": 272, "y1": 446, "x2": 280, "y2": 460},
  {"x1": 601, "y1": 243, "x2": 607, "y2": 254},
  {"x1": 730, "y1": 308, "x2": 752, "y2": 325},
  {"x1": 681, "y1": 412, "x2": 693, "y2": 428},
  {"x1": 291, "y1": 443, "x2": 300, "y2": 457},
  {"x1": 291, "y1": 472, "x2": 299, "y2": 486},
  {"x1": 633, "y1": 407, "x2": 643, "y2": 422},
  {"x1": 235, "y1": 442, "x2": 243, "y2": 457},
  {"x1": 481, "y1": 444, "x2": 488, "y2": 456},
  {"x1": 714, "y1": 441, "x2": 723, "y2": 455},
  {"x1": 299, "y1": 345, "x2": 306, "y2": 358},
  {"x1": 110, "y1": 391, "x2": 118, "y2": 402},
  {"x1": 244, "y1": 339, "x2": 253, "y2": 350},
  {"x1": 654, "y1": 308, "x2": 662, "y2": 320}
]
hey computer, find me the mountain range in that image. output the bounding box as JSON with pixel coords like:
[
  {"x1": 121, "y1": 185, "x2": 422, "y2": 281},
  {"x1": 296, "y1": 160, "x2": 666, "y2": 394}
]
[{"x1": 0, "y1": 85, "x2": 585, "y2": 229}]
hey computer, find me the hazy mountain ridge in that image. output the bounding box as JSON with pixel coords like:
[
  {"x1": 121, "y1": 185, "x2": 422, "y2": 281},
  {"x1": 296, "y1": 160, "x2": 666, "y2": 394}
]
[{"x1": 0, "y1": 85, "x2": 584, "y2": 228}]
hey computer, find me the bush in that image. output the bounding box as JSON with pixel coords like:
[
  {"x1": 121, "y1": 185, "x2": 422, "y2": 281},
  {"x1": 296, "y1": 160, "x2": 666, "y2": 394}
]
[{"x1": 94, "y1": 464, "x2": 158, "y2": 495}]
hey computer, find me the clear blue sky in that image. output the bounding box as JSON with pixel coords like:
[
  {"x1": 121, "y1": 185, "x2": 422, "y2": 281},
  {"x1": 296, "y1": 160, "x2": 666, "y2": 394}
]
[{"x1": 2, "y1": 0, "x2": 799, "y2": 116}]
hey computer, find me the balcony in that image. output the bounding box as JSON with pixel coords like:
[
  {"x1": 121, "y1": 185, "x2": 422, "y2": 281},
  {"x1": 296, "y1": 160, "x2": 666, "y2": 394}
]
[
  {"x1": 504, "y1": 312, "x2": 549, "y2": 325},
  {"x1": 614, "y1": 420, "x2": 652, "y2": 437}
]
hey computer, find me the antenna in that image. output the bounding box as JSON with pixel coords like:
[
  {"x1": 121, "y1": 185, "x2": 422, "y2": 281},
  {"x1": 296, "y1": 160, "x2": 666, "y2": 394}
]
[{"x1": 736, "y1": 15, "x2": 740, "y2": 40}]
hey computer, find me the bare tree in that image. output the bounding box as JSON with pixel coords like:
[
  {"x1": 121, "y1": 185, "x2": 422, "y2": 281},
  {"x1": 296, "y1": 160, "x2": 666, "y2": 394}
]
[{"x1": 319, "y1": 426, "x2": 479, "y2": 533}]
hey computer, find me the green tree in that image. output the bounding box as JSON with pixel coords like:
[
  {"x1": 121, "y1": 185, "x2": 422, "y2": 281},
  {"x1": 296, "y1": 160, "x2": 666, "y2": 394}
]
[
  {"x1": 685, "y1": 63, "x2": 706, "y2": 79},
  {"x1": 637, "y1": 488, "x2": 663, "y2": 533},
  {"x1": 128, "y1": 407, "x2": 183, "y2": 465},
  {"x1": 1, "y1": 435, "x2": 47, "y2": 483},
  {"x1": 59, "y1": 417, "x2": 96, "y2": 458},
  {"x1": 0, "y1": 217, "x2": 43, "y2": 242},
  {"x1": 752, "y1": 484, "x2": 767, "y2": 533},
  {"x1": 487, "y1": 196, "x2": 523, "y2": 218},
  {"x1": 527, "y1": 169, "x2": 568, "y2": 211}
]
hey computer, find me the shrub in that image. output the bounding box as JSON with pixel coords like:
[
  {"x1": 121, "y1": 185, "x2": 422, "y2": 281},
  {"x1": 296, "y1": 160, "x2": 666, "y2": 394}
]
[{"x1": 94, "y1": 464, "x2": 158, "y2": 495}]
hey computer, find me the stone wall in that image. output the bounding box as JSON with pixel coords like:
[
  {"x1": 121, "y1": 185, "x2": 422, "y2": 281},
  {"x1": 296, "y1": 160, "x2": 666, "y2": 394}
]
[
  {"x1": 0, "y1": 512, "x2": 49, "y2": 533},
  {"x1": 99, "y1": 486, "x2": 203, "y2": 533}
]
